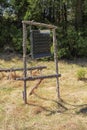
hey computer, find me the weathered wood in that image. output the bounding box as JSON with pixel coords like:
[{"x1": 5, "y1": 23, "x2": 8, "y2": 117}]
[
  {"x1": 21, "y1": 20, "x2": 61, "y2": 104},
  {"x1": 53, "y1": 29, "x2": 60, "y2": 99},
  {"x1": 16, "y1": 74, "x2": 61, "y2": 81},
  {"x1": 0, "y1": 66, "x2": 47, "y2": 72},
  {"x1": 23, "y1": 23, "x2": 27, "y2": 104},
  {"x1": 29, "y1": 79, "x2": 43, "y2": 95},
  {"x1": 22, "y1": 21, "x2": 57, "y2": 29}
]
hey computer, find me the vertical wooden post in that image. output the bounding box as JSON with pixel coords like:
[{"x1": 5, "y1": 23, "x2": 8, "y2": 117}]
[
  {"x1": 53, "y1": 29, "x2": 60, "y2": 100},
  {"x1": 23, "y1": 23, "x2": 27, "y2": 104}
]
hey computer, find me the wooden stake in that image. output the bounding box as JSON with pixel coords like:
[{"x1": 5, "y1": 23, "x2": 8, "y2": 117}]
[
  {"x1": 23, "y1": 23, "x2": 27, "y2": 104},
  {"x1": 53, "y1": 29, "x2": 60, "y2": 100},
  {"x1": 29, "y1": 79, "x2": 43, "y2": 95}
]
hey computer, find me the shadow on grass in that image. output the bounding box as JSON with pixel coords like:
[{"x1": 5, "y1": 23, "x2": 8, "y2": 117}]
[
  {"x1": 0, "y1": 52, "x2": 87, "y2": 66},
  {"x1": 27, "y1": 92, "x2": 87, "y2": 116},
  {"x1": 78, "y1": 107, "x2": 87, "y2": 114},
  {"x1": 75, "y1": 106, "x2": 87, "y2": 115},
  {"x1": 0, "y1": 52, "x2": 23, "y2": 61},
  {"x1": 57, "y1": 98, "x2": 87, "y2": 115},
  {"x1": 27, "y1": 92, "x2": 68, "y2": 116},
  {"x1": 64, "y1": 58, "x2": 87, "y2": 67},
  {"x1": 81, "y1": 78, "x2": 87, "y2": 83}
]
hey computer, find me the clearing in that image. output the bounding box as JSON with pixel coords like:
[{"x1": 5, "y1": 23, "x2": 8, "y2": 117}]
[{"x1": 0, "y1": 53, "x2": 87, "y2": 130}]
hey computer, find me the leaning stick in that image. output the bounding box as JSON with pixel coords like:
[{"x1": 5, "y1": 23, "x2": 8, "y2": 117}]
[{"x1": 29, "y1": 79, "x2": 43, "y2": 95}]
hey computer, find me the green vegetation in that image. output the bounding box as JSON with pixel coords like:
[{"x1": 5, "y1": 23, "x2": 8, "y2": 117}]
[
  {"x1": 0, "y1": 0, "x2": 87, "y2": 58},
  {"x1": 77, "y1": 68, "x2": 86, "y2": 80}
]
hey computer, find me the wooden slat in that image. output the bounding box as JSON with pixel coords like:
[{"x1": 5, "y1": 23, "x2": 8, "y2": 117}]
[
  {"x1": 16, "y1": 74, "x2": 61, "y2": 81},
  {"x1": 0, "y1": 66, "x2": 47, "y2": 72}
]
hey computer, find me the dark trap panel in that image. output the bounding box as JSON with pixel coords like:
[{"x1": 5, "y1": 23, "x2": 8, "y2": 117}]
[{"x1": 30, "y1": 30, "x2": 51, "y2": 59}]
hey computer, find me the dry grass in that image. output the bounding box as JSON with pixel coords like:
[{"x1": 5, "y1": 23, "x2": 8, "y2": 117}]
[{"x1": 0, "y1": 53, "x2": 87, "y2": 130}]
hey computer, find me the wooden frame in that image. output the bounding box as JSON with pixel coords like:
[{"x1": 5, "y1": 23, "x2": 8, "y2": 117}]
[{"x1": 22, "y1": 21, "x2": 61, "y2": 104}]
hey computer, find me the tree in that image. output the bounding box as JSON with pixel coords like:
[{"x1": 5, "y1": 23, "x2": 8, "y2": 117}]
[
  {"x1": 0, "y1": 0, "x2": 87, "y2": 57},
  {"x1": 75, "y1": 0, "x2": 83, "y2": 29}
]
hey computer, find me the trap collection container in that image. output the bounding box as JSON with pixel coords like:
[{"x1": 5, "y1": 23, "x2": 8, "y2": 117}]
[{"x1": 30, "y1": 30, "x2": 51, "y2": 59}]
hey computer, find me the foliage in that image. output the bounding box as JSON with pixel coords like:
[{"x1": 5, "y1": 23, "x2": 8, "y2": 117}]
[
  {"x1": 57, "y1": 26, "x2": 87, "y2": 58},
  {"x1": 0, "y1": 0, "x2": 87, "y2": 58},
  {"x1": 77, "y1": 68, "x2": 86, "y2": 80}
]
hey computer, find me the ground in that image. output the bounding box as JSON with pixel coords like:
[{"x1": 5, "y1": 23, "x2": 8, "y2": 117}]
[{"x1": 0, "y1": 53, "x2": 87, "y2": 130}]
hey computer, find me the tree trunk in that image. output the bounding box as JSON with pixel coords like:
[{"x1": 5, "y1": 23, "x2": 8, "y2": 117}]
[{"x1": 75, "y1": 0, "x2": 83, "y2": 29}]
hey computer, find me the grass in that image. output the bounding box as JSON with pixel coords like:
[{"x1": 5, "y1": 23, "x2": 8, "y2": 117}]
[
  {"x1": 77, "y1": 68, "x2": 86, "y2": 80},
  {"x1": 0, "y1": 53, "x2": 87, "y2": 130}
]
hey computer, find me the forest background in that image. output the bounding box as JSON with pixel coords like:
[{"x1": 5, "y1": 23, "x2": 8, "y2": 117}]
[{"x1": 0, "y1": 0, "x2": 87, "y2": 59}]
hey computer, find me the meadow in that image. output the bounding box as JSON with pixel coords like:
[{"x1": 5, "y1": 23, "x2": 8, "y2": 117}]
[{"x1": 0, "y1": 53, "x2": 87, "y2": 130}]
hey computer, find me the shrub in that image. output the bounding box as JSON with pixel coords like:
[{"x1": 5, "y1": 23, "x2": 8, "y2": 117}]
[{"x1": 77, "y1": 68, "x2": 86, "y2": 80}]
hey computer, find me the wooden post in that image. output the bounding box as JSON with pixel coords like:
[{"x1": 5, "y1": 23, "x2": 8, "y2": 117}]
[
  {"x1": 53, "y1": 29, "x2": 60, "y2": 100},
  {"x1": 23, "y1": 23, "x2": 27, "y2": 104}
]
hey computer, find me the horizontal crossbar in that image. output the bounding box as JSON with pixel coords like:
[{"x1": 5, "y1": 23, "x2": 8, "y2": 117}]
[
  {"x1": 22, "y1": 21, "x2": 57, "y2": 29},
  {"x1": 16, "y1": 74, "x2": 61, "y2": 81},
  {"x1": 0, "y1": 66, "x2": 47, "y2": 72}
]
